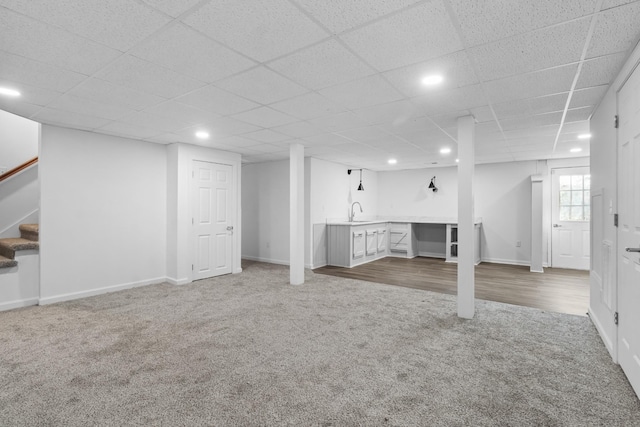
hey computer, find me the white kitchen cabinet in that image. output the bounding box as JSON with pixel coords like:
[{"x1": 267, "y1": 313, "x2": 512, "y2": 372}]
[
  {"x1": 388, "y1": 222, "x2": 417, "y2": 258},
  {"x1": 377, "y1": 228, "x2": 387, "y2": 253},
  {"x1": 366, "y1": 230, "x2": 377, "y2": 255},
  {"x1": 445, "y1": 224, "x2": 481, "y2": 264},
  {"x1": 353, "y1": 231, "x2": 364, "y2": 258}
]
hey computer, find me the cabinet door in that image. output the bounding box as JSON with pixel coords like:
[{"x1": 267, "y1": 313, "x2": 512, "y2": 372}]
[
  {"x1": 366, "y1": 230, "x2": 377, "y2": 255},
  {"x1": 390, "y1": 229, "x2": 408, "y2": 252},
  {"x1": 377, "y1": 228, "x2": 387, "y2": 253},
  {"x1": 353, "y1": 231, "x2": 364, "y2": 258}
]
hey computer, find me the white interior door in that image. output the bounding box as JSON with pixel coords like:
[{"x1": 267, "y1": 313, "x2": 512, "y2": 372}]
[
  {"x1": 617, "y1": 63, "x2": 640, "y2": 399},
  {"x1": 192, "y1": 160, "x2": 233, "y2": 280},
  {"x1": 551, "y1": 167, "x2": 591, "y2": 270}
]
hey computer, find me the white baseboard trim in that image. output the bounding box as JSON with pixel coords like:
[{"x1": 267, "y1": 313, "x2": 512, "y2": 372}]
[
  {"x1": 481, "y1": 257, "x2": 530, "y2": 267},
  {"x1": 588, "y1": 308, "x2": 616, "y2": 362},
  {"x1": 418, "y1": 251, "x2": 446, "y2": 259},
  {"x1": 39, "y1": 276, "x2": 167, "y2": 305},
  {"x1": 0, "y1": 297, "x2": 39, "y2": 312},
  {"x1": 242, "y1": 255, "x2": 290, "y2": 266},
  {"x1": 530, "y1": 268, "x2": 544, "y2": 273},
  {"x1": 166, "y1": 277, "x2": 190, "y2": 286}
]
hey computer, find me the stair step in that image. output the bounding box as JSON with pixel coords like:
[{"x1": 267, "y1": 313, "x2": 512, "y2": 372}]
[
  {"x1": 19, "y1": 223, "x2": 39, "y2": 242},
  {"x1": 0, "y1": 255, "x2": 18, "y2": 269},
  {"x1": 0, "y1": 238, "x2": 39, "y2": 260}
]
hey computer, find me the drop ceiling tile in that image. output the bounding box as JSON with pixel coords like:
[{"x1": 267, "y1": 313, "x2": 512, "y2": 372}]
[
  {"x1": 174, "y1": 85, "x2": 259, "y2": 116},
  {"x1": 470, "y1": 18, "x2": 590, "y2": 81},
  {"x1": 248, "y1": 143, "x2": 288, "y2": 154},
  {"x1": 0, "y1": 98, "x2": 43, "y2": 119},
  {"x1": 336, "y1": 126, "x2": 391, "y2": 143},
  {"x1": 318, "y1": 75, "x2": 404, "y2": 110},
  {"x1": 341, "y1": 1, "x2": 462, "y2": 71},
  {"x1": 185, "y1": 117, "x2": 260, "y2": 139},
  {"x1": 33, "y1": 107, "x2": 112, "y2": 130},
  {"x1": 271, "y1": 121, "x2": 325, "y2": 139},
  {"x1": 183, "y1": 0, "x2": 328, "y2": 62},
  {"x1": 308, "y1": 111, "x2": 369, "y2": 133},
  {"x1": 118, "y1": 111, "x2": 192, "y2": 133},
  {"x1": 413, "y1": 84, "x2": 487, "y2": 115},
  {"x1": 268, "y1": 39, "x2": 374, "y2": 90},
  {"x1": 96, "y1": 55, "x2": 206, "y2": 99},
  {"x1": 215, "y1": 66, "x2": 308, "y2": 105},
  {"x1": 380, "y1": 116, "x2": 440, "y2": 136},
  {"x1": 0, "y1": 51, "x2": 87, "y2": 93},
  {"x1": 587, "y1": 1, "x2": 640, "y2": 58},
  {"x1": 559, "y1": 120, "x2": 590, "y2": 134},
  {"x1": 565, "y1": 106, "x2": 594, "y2": 122},
  {"x1": 66, "y1": 78, "x2": 165, "y2": 111},
  {"x1": 269, "y1": 92, "x2": 346, "y2": 120},
  {"x1": 47, "y1": 94, "x2": 134, "y2": 121},
  {"x1": 231, "y1": 107, "x2": 297, "y2": 128},
  {"x1": 217, "y1": 135, "x2": 265, "y2": 148},
  {"x1": 449, "y1": 0, "x2": 597, "y2": 47},
  {"x1": 527, "y1": 93, "x2": 569, "y2": 115},
  {"x1": 383, "y1": 51, "x2": 479, "y2": 98},
  {"x1": 131, "y1": 24, "x2": 255, "y2": 84},
  {"x1": 569, "y1": 86, "x2": 608, "y2": 109},
  {"x1": 601, "y1": 0, "x2": 640, "y2": 9},
  {"x1": 303, "y1": 133, "x2": 355, "y2": 146},
  {"x1": 352, "y1": 99, "x2": 422, "y2": 126},
  {"x1": 142, "y1": 101, "x2": 219, "y2": 125},
  {"x1": 576, "y1": 52, "x2": 627, "y2": 88},
  {"x1": 292, "y1": 0, "x2": 422, "y2": 34},
  {"x1": 469, "y1": 106, "x2": 495, "y2": 123},
  {"x1": 0, "y1": 8, "x2": 122, "y2": 75},
  {"x1": 242, "y1": 129, "x2": 291, "y2": 143},
  {"x1": 0, "y1": 80, "x2": 62, "y2": 106},
  {"x1": 0, "y1": 0, "x2": 171, "y2": 51},
  {"x1": 485, "y1": 64, "x2": 578, "y2": 104},
  {"x1": 141, "y1": 0, "x2": 202, "y2": 17},
  {"x1": 97, "y1": 121, "x2": 163, "y2": 139}
]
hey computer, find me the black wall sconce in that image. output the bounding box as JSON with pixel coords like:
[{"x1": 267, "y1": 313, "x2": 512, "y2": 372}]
[
  {"x1": 347, "y1": 169, "x2": 365, "y2": 191},
  {"x1": 428, "y1": 176, "x2": 438, "y2": 192}
]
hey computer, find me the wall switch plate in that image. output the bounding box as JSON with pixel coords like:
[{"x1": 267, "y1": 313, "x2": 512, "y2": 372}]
[{"x1": 516, "y1": 241, "x2": 521, "y2": 247}]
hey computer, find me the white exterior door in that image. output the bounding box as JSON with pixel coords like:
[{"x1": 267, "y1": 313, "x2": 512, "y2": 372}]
[
  {"x1": 617, "y1": 64, "x2": 640, "y2": 398},
  {"x1": 192, "y1": 160, "x2": 233, "y2": 280},
  {"x1": 551, "y1": 167, "x2": 591, "y2": 270}
]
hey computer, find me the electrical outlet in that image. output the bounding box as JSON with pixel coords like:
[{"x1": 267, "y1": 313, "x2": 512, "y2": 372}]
[{"x1": 516, "y1": 241, "x2": 521, "y2": 247}]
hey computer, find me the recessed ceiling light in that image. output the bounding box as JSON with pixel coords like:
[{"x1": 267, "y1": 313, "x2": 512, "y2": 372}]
[
  {"x1": 388, "y1": 158, "x2": 397, "y2": 165},
  {"x1": 577, "y1": 133, "x2": 591, "y2": 139},
  {"x1": 421, "y1": 75, "x2": 443, "y2": 86},
  {"x1": 440, "y1": 147, "x2": 451, "y2": 154},
  {"x1": 0, "y1": 87, "x2": 21, "y2": 97},
  {"x1": 195, "y1": 131, "x2": 210, "y2": 139},
  {"x1": 570, "y1": 147, "x2": 582, "y2": 153},
  {"x1": 455, "y1": 158, "x2": 459, "y2": 163}
]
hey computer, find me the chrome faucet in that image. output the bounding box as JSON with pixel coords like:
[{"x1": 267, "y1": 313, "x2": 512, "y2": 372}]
[{"x1": 350, "y1": 202, "x2": 363, "y2": 222}]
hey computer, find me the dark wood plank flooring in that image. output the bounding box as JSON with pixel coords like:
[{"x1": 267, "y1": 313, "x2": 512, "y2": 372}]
[{"x1": 313, "y1": 257, "x2": 590, "y2": 316}]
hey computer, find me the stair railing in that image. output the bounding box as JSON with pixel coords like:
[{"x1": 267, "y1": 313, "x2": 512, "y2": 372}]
[{"x1": 0, "y1": 157, "x2": 38, "y2": 183}]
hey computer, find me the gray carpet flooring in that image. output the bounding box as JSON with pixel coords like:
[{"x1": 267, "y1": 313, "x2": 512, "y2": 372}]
[{"x1": 1, "y1": 262, "x2": 638, "y2": 426}]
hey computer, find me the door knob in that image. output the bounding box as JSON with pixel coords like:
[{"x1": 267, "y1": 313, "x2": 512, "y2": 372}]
[
  {"x1": 226, "y1": 226, "x2": 234, "y2": 231},
  {"x1": 553, "y1": 224, "x2": 562, "y2": 228},
  {"x1": 626, "y1": 247, "x2": 640, "y2": 253}
]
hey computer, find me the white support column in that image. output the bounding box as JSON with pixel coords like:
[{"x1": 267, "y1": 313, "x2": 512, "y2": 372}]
[
  {"x1": 530, "y1": 175, "x2": 544, "y2": 273},
  {"x1": 457, "y1": 115, "x2": 475, "y2": 319},
  {"x1": 290, "y1": 143, "x2": 305, "y2": 285}
]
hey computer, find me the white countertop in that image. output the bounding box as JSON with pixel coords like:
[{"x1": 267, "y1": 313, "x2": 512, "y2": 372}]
[{"x1": 327, "y1": 217, "x2": 482, "y2": 226}]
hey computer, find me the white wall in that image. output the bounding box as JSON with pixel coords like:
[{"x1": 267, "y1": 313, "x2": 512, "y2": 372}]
[
  {"x1": 241, "y1": 159, "x2": 290, "y2": 265},
  {"x1": 39, "y1": 126, "x2": 167, "y2": 303},
  {"x1": 0, "y1": 109, "x2": 39, "y2": 174}
]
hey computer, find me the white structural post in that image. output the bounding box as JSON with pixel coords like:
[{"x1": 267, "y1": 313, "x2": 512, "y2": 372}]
[
  {"x1": 457, "y1": 115, "x2": 475, "y2": 319},
  {"x1": 290, "y1": 143, "x2": 305, "y2": 285},
  {"x1": 530, "y1": 175, "x2": 544, "y2": 273}
]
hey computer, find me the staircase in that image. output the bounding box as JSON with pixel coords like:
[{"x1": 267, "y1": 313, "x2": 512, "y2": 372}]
[{"x1": 0, "y1": 224, "x2": 40, "y2": 311}]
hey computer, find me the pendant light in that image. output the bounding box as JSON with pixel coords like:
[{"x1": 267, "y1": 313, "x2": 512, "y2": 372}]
[
  {"x1": 428, "y1": 176, "x2": 438, "y2": 192},
  {"x1": 357, "y1": 169, "x2": 364, "y2": 191}
]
